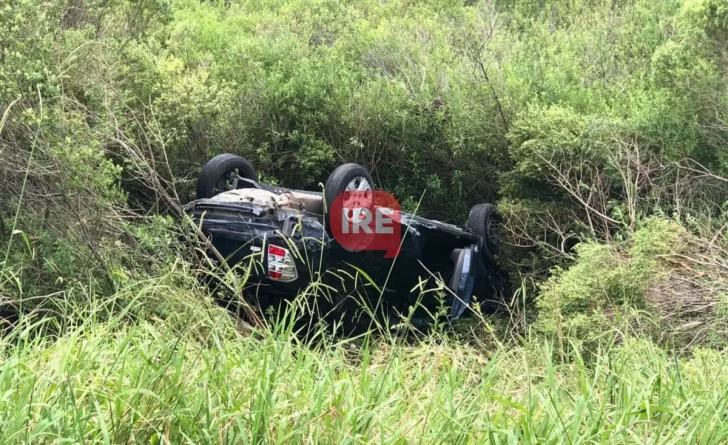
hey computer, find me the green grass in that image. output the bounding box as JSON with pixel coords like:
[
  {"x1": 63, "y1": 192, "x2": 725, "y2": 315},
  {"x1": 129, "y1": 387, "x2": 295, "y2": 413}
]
[{"x1": 1, "y1": 286, "x2": 727, "y2": 444}]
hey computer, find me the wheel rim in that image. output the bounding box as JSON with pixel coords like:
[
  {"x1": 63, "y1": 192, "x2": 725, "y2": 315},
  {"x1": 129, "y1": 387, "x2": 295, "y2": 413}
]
[{"x1": 342, "y1": 176, "x2": 372, "y2": 223}]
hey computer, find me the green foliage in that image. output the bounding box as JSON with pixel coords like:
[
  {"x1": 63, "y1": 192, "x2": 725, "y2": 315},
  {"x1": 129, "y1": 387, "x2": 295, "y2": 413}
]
[
  {"x1": 497, "y1": 0, "x2": 727, "y2": 272},
  {"x1": 0, "y1": 0, "x2": 725, "y2": 323},
  {"x1": 6, "y1": 0, "x2": 727, "y2": 232},
  {"x1": 2, "y1": 296, "x2": 728, "y2": 443},
  {"x1": 1, "y1": 2, "x2": 728, "y2": 441},
  {"x1": 536, "y1": 218, "x2": 687, "y2": 353},
  {"x1": 114, "y1": 0, "x2": 513, "y2": 214}
]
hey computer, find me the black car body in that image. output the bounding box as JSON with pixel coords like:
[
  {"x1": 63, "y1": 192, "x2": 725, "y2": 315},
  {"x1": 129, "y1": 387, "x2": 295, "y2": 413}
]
[{"x1": 185, "y1": 155, "x2": 506, "y2": 321}]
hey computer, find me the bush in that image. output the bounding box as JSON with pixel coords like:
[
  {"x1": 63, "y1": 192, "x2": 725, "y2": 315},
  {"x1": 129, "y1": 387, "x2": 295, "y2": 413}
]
[{"x1": 536, "y1": 218, "x2": 687, "y2": 354}]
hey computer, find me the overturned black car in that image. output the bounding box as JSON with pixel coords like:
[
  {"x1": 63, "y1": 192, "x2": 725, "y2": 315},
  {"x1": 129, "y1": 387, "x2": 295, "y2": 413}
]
[{"x1": 185, "y1": 153, "x2": 509, "y2": 324}]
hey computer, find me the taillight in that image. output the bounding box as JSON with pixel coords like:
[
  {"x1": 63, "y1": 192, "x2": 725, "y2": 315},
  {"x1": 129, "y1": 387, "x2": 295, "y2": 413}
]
[
  {"x1": 268, "y1": 245, "x2": 286, "y2": 257},
  {"x1": 267, "y1": 244, "x2": 298, "y2": 282}
]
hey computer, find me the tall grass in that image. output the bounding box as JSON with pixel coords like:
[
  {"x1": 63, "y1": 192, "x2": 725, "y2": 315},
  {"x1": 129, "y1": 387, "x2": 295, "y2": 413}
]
[{"x1": 1, "y1": 281, "x2": 727, "y2": 444}]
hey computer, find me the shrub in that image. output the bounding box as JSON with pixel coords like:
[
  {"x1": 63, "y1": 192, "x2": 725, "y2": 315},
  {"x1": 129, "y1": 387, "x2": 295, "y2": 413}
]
[{"x1": 536, "y1": 218, "x2": 686, "y2": 354}]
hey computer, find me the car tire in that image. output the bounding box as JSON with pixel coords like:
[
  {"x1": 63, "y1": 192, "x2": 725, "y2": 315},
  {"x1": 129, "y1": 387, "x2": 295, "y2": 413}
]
[
  {"x1": 324, "y1": 163, "x2": 375, "y2": 249},
  {"x1": 466, "y1": 203, "x2": 500, "y2": 266},
  {"x1": 196, "y1": 154, "x2": 258, "y2": 199}
]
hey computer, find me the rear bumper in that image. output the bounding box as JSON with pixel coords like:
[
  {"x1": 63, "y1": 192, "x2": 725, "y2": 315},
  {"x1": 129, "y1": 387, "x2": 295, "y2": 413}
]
[{"x1": 185, "y1": 201, "x2": 329, "y2": 293}]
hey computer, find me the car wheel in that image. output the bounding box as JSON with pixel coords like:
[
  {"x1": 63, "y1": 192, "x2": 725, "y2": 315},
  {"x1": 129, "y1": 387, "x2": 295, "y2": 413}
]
[
  {"x1": 324, "y1": 163, "x2": 375, "y2": 250},
  {"x1": 466, "y1": 203, "x2": 500, "y2": 266},
  {"x1": 196, "y1": 154, "x2": 258, "y2": 199}
]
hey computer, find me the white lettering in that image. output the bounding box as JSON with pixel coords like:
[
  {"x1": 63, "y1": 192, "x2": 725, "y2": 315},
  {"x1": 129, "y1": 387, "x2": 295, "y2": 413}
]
[
  {"x1": 375, "y1": 208, "x2": 394, "y2": 234},
  {"x1": 341, "y1": 208, "x2": 350, "y2": 234},
  {"x1": 350, "y1": 208, "x2": 373, "y2": 234}
]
